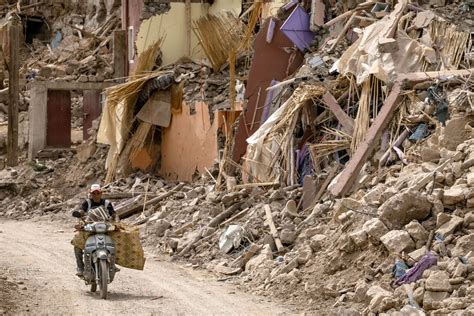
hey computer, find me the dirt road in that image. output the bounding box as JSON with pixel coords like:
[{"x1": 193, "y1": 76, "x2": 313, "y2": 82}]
[{"x1": 0, "y1": 220, "x2": 291, "y2": 315}]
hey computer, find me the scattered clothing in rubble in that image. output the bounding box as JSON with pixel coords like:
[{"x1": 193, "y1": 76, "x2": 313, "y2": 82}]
[
  {"x1": 395, "y1": 252, "x2": 438, "y2": 285},
  {"x1": 392, "y1": 259, "x2": 409, "y2": 278},
  {"x1": 409, "y1": 123, "x2": 429, "y2": 141},
  {"x1": 427, "y1": 85, "x2": 449, "y2": 126}
]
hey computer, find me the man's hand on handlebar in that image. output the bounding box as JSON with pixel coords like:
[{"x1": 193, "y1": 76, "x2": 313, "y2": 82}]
[{"x1": 74, "y1": 224, "x2": 84, "y2": 231}]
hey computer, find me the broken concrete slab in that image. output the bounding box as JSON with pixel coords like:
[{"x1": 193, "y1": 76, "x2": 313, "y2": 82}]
[
  {"x1": 379, "y1": 190, "x2": 432, "y2": 229},
  {"x1": 442, "y1": 185, "x2": 468, "y2": 205},
  {"x1": 405, "y1": 220, "x2": 429, "y2": 242},
  {"x1": 436, "y1": 215, "x2": 464, "y2": 238},
  {"x1": 380, "y1": 230, "x2": 415, "y2": 254},
  {"x1": 451, "y1": 233, "x2": 474, "y2": 257},
  {"x1": 423, "y1": 290, "x2": 450, "y2": 310},
  {"x1": 362, "y1": 218, "x2": 389, "y2": 241},
  {"x1": 425, "y1": 270, "x2": 452, "y2": 292}
]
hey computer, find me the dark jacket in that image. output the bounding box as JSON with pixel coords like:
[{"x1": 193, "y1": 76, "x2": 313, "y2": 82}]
[{"x1": 81, "y1": 198, "x2": 115, "y2": 217}]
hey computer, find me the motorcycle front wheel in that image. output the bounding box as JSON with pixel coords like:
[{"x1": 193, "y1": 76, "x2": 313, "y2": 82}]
[{"x1": 99, "y1": 259, "x2": 108, "y2": 299}]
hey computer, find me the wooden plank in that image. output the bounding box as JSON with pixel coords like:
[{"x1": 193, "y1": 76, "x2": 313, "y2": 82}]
[
  {"x1": 113, "y1": 30, "x2": 126, "y2": 82},
  {"x1": 185, "y1": 0, "x2": 191, "y2": 56},
  {"x1": 328, "y1": 13, "x2": 356, "y2": 52},
  {"x1": 264, "y1": 204, "x2": 284, "y2": 252},
  {"x1": 102, "y1": 192, "x2": 160, "y2": 199},
  {"x1": 231, "y1": 244, "x2": 261, "y2": 268},
  {"x1": 221, "y1": 207, "x2": 250, "y2": 227},
  {"x1": 314, "y1": 165, "x2": 338, "y2": 202},
  {"x1": 398, "y1": 69, "x2": 473, "y2": 85},
  {"x1": 208, "y1": 202, "x2": 243, "y2": 228},
  {"x1": 7, "y1": 19, "x2": 19, "y2": 166},
  {"x1": 117, "y1": 183, "x2": 185, "y2": 218},
  {"x1": 330, "y1": 83, "x2": 403, "y2": 197},
  {"x1": 234, "y1": 182, "x2": 279, "y2": 190},
  {"x1": 322, "y1": 91, "x2": 354, "y2": 134},
  {"x1": 412, "y1": 152, "x2": 461, "y2": 191}
]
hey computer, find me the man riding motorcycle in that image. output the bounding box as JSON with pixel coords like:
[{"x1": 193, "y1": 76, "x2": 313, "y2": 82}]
[{"x1": 72, "y1": 184, "x2": 119, "y2": 277}]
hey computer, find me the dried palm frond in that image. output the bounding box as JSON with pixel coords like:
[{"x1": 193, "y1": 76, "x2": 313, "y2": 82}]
[
  {"x1": 309, "y1": 127, "x2": 351, "y2": 161},
  {"x1": 239, "y1": 2, "x2": 262, "y2": 51},
  {"x1": 245, "y1": 85, "x2": 326, "y2": 185},
  {"x1": 429, "y1": 20, "x2": 470, "y2": 70},
  {"x1": 351, "y1": 78, "x2": 371, "y2": 153},
  {"x1": 131, "y1": 38, "x2": 164, "y2": 77},
  {"x1": 193, "y1": 12, "x2": 244, "y2": 72},
  {"x1": 128, "y1": 121, "x2": 155, "y2": 162}
]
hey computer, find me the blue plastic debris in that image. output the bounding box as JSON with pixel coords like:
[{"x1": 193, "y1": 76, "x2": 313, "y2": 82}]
[{"x1": 409, "y1": 123, "x2": 429, "y2": 141}]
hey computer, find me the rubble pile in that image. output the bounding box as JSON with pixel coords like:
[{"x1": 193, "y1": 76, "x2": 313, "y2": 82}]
[
  {"x1": 0, "y1": 0, "x2": 473, "y2": 314},
  {"x1": 0, "y1": 122, "x2": 109, "y2": 219},
  {"x1": 129, "y1": 132, "x2": 473, "y2": 314},
  {"x1": 21, "y1": 0, "x2": 121, "y2": 82},
  {"x1": 174, "y1": 58, "x2": 249, "y2": 113}
]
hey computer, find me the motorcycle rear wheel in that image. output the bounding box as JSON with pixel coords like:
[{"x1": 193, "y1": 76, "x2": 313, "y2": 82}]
[{"x1": 99, "y1": 259, "x2": 108, "y2": 299}]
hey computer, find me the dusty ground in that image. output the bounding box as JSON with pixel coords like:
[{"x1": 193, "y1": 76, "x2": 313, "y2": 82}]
[{"x1": 0, "y1": 220, "x2": 293, "y2": 315}]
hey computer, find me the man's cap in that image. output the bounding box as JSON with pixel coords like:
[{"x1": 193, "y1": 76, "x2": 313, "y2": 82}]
[{"x1": 90, "y1": 184, "x2": 102, "y2": 193}]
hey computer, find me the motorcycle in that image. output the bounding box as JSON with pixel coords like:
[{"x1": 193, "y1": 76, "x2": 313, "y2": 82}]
[{"x1": 73, "y1": 210, "x2": 117, "y2": 299}]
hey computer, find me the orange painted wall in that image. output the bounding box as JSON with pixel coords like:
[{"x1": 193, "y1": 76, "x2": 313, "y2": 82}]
[{"x1": 160, "y1": 102, "x2": 219, "y2": 182}]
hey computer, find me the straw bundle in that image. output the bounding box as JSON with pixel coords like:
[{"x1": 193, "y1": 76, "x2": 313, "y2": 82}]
[
  {"x1": 103, "y1": 38, "x2": 167, "y2": 182},
  {"x1": 131, "y1": 38, "x2": 164, "y2": 77},
  {"x1": 310, "y1": 128, "x2": 351, "y2": 161},
  {"x1": 429, "y1": 20, "x2": 470, "y2": 70},
  {"x1": 193, "y1": 11, "x2": 244, "y2": 72},
  {"x1": 238, "y1": 2, "x2": 263, "y2": 51},
  {"x1": 351, "y1": 78, "x2": 371, "y2": 153},
  {"x1": 128, "y1": 121, "x2": 155, "y2": 162},
  {"x1": 246, "y1": 85, "x2": 325, "y2": 184}
]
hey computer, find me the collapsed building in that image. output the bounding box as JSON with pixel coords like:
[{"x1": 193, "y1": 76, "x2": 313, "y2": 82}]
[{"x1": 0, "y1": 0, "x2": 473, "y2": 314}]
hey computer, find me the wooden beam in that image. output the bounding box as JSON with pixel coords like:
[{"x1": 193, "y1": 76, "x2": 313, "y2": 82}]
[
  {"x1": 314, "y1": 164, "x2": 338, "y2": 202},
  {"x1": 329, "y1": 69, "x2": 473, "y2": 197},
  {"x1": 185, "y1": 0, "x2": 191, "y2": 56},
  {"x1": 7, "y1": 18, "x2": 20, "y2": 167},
  {"x1": 117, "y1": 183, "x2": 185, "y2": 218},
  {"x1": 398, "y1": 69, "x2": 473, "y2": 86},
  {"x1": 322, "y1": 91, "x2": 354, "y2": 134},
  {"x1": 264, "y1": 204, "x2": 284, "y2": 252},
  {"x1": 330, "y1": 83, "x2": 403, "y2": 197},
  {"x1": 328, "y1": 12, "x2": 356, "y2": 53},
  {"x1": 113, "y1": 30, "x2": 126, "y2": 82}
]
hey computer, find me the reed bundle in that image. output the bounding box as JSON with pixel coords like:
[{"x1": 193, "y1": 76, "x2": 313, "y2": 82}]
[
  {"x1": 429, "y1": 20, "x2": 470, "y2": 70},
  {"x1": 265, "y1": 85, "x2": 326, "y2": 182},
  {"x1": 193, "y1": 11, "x2": 244, "y2": 72},
  {"x1": 128, "y1": 122, "x2": 155, "y2": 162},
  {"x1": 310, "y1": 127, "x2": 351, "y2": 161}
]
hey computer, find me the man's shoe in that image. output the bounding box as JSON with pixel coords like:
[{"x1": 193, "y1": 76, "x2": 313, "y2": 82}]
[
  {"x1": 114, "y1": 266, "x2": 120, "y2": 272},
  {"x1": 76, "y1": 270, "x2": 84, "y2": 278}
]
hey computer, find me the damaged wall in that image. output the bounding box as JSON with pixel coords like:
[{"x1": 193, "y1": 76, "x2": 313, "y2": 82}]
[
  {"x1": 160, "y1": 101, "x2": 219, "y2": 182},
  {"x1": 135, "y1": 0, "x2": 242, "y2": 66}
]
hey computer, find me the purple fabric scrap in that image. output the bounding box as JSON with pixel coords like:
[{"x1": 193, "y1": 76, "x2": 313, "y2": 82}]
[{"x1": 395, "y1": 252, "x2": 438, "y2": 285}]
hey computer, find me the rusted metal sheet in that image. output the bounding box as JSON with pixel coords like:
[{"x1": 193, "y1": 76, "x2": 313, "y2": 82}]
[
  {"x1": 231, "y1": 18, "x2": 304, "y2": 163},
  {"x1": 46, "y1": 89, "x2": 71, "y2": 148},
  {"x1": 83, "y1": 90, "x2": 101, "y2": 140}
]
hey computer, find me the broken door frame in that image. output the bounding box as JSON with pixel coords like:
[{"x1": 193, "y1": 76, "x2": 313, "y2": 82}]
[{"x1": 28, "y1": 81, "x2": 115, "y2": 159}]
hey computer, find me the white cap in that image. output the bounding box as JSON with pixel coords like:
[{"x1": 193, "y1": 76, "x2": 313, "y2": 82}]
[{"x1": 90, "y1": 184, "x2": 102, "y2": 193}]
